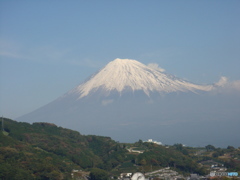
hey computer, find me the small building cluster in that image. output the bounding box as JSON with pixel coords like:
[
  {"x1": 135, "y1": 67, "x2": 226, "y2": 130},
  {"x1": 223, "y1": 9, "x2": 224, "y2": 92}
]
[
  {"x1": 144, "y1": 139, "x2": 163, "y2": 145},
  {"x1": 119, "y1": 168, "x2": 188, "y2": 180},
  {"x1": 119, "y1": 172, "x2": 145, "y2": 180},
  {"x1": 145, "y1": 167, "x2": 184, "y2": 180},
  {"x1": 71, "y1": 169, "x2": 89, "y2": 180}
]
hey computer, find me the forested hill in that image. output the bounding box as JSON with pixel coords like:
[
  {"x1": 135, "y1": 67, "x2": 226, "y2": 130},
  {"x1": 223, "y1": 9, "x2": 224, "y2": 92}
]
[
  {"x1": 0, "y1": 118, "x2": 127, "y2": 179},
  {"x1": 0, "y1": 118, "x2": 239, "y2": 180}
]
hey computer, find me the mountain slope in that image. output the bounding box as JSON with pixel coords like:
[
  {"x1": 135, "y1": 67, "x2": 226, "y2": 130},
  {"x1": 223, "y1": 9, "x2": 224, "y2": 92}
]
[
  {"x1": 17, "y1": 58, "x2": 240, "y2": 147},
  {"x1": 70, "y1": 58, "x2": 212, "y2": 98}
]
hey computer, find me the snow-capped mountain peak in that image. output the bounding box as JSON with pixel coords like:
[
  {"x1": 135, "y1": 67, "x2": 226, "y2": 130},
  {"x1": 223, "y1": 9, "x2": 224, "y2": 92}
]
[{"x1": 71, "y1": 58, "x2": 213, "y2": 98}]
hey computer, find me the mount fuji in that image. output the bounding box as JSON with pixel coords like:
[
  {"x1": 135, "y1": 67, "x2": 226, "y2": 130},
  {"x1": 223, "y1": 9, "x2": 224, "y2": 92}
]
[
  {"x1": 70, "y1": 58, "x2": 213, "y2": 98},
  {"x1": 18, "y1": 58, "x2": 240, "y2": 147}
]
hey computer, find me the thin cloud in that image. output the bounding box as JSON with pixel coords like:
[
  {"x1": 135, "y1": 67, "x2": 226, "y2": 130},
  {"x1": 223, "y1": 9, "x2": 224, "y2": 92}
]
[
  {"x1": 213, "y1": 76, "x2": 240, "y2": 93},
  {"x1": 0, "y1": 51, "x2": 29, "y2": 60},
  {"x1": 27, "y1": 45, "x2": 72, "y2": 63},
  {"x1": 214, "y1": 76, "x2": 228, "y2": 87},
  {"x1": 230, "y1": 80, "x2": 240, "y2": 91},
  {"x1": 0, "y1": 39, "x2": 103, "y2": 69},
  {"x1": 102, "y1": 99, "x2": 114, "y2": 106},
  {"x1": 0, "y1": 40, "x2": 30, "y2": 60},
  {"x1": 147, "y1": 63, "x2": 165, "y2": 72},
  {"x1": 0, "y1": 40, "x2": 72, "y2": 64},
  {"x1": 223, "y1": 80, "x2": 240, "y2": 92}
]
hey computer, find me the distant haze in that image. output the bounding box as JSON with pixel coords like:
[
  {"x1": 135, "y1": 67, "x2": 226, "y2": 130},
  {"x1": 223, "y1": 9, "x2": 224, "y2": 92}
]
[
  {"x1": 1, "y1": 1, "x2": 240, "y2": 121},
  {"x1": 18, "y1": 59, "x2": 240, "y2": 148}
]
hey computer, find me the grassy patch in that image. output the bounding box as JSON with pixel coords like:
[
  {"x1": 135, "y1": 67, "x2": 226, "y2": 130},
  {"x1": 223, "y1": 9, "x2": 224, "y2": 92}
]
[{"x1": 2, "y1": 131, "x2": 9, "y2": 136}]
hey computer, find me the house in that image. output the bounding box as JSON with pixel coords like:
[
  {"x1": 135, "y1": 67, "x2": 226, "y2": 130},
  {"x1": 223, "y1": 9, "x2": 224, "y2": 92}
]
[
  {"x1": 145, "y1": 139, "x2": 163, "y2": 145},
  {"x1": 120, "y1": 173, "x2": 132, "y2": 180}
]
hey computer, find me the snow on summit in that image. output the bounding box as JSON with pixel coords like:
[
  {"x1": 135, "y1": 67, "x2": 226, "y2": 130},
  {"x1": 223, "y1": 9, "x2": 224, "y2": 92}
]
[
  {"x1": 71, "y1": 58, "x2": 213, "y2": 98},
  {"x1": 17, "y1": 58, "x2": 240, "y2": 148}
]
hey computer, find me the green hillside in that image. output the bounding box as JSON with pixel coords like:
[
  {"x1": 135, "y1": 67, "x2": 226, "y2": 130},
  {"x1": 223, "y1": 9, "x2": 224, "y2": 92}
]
[{"x1": 0, "y1": 118, "x2": 239, "y2": 180}]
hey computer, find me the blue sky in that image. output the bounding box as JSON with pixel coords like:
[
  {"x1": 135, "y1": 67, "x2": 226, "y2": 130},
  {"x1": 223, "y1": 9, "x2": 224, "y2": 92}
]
[{"x1": 0, "y1": 0, "x2": 240, "y2": 119}]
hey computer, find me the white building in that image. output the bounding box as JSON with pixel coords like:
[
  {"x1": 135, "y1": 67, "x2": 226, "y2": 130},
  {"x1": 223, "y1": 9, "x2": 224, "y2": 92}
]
[{"x1": 145, "y1": 139, "x2": 163, "y2": 145}]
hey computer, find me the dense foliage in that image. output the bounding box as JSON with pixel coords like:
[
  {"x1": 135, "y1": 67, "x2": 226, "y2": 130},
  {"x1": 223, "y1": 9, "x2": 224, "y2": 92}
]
[
  {"x1": 0, "y1": 118, "x2": 239, "y2": 179},
  {"x1": 0, "y1": 118, "x2": 125, "y2": 179},
  {"x1": 89, "y1": 168, "x2": 108, "y2": 180}
]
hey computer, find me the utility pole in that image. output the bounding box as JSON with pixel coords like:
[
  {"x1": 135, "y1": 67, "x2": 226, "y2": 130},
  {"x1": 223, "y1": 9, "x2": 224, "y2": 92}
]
[{"x1": 1, "y1": 116, "x2": 4, "y2": 132}]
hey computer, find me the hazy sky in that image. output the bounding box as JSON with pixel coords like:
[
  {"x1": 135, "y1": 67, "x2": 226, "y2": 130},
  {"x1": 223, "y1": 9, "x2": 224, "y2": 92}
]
[{"x1": 0, "y1": 0, "x2": 240, "y2": 119}]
